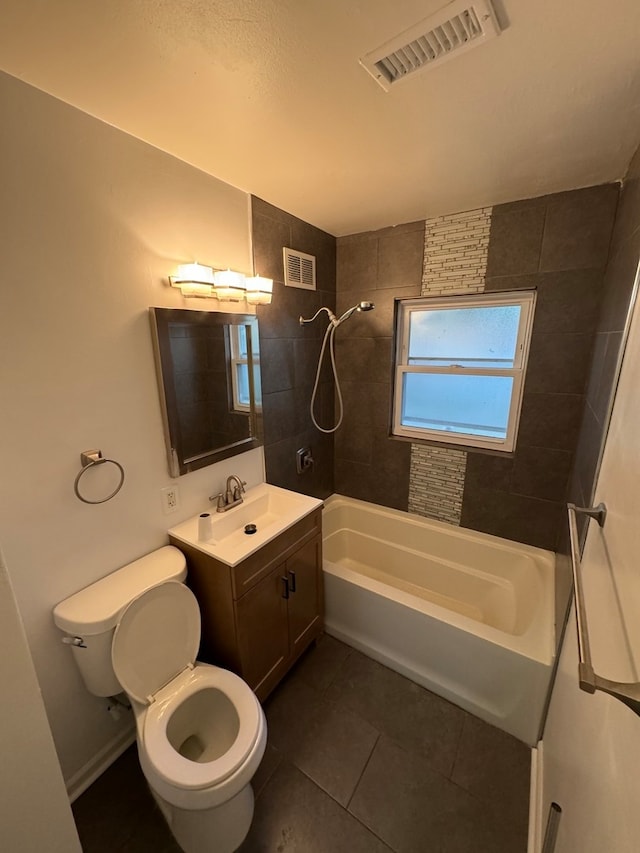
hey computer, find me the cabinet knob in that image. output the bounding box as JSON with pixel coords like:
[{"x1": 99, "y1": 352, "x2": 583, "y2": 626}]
[
  {"x1": 288, "y1": 570, "x2": 297, "y2": 593},
  {"x1": 281, "y1": 576, "x2": 290, "y2": 599}
]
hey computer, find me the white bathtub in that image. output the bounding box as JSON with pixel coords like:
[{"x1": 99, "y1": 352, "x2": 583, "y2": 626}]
[{"x1": 322, "y1": 494, "x2": 555, "y2": 745}]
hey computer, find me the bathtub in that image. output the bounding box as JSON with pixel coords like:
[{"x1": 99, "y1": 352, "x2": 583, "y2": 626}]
[{"x1": 322, "y1": 495, "x2": 555, "y2": 745}]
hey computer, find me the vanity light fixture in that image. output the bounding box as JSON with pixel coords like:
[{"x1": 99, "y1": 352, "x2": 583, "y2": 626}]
[
  {"x1": 169, "y1": 263, "x2": 273, "y2": 305},
  {"x1": 245, "y1": 275, "x2": 273, "y2": 305}
]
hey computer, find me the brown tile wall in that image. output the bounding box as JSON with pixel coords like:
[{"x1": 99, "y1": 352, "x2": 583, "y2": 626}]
[
  {"x1": 334, "y1": 187, "x2": 620, "y2": 549},
  {"x1": 461, "y1": 184, "x2": 619, "y2": 552},
  {"x1": 550, "y1": 156, "x2": 640, "y2": 644},
  {"x1": 334, "y1": 222, "x2": 425, "y2": 510},
  {"x1": 570, "y1": 151, "x2": 640, "y2": 515},
  {"x1": 251, "y1": 197, "x2": 336, "y2": 499},
  {"x1": 550, "y1": 149, "x2": 640, "y2": 631},
  {"x1": 256, "y1": 175, "x2": 634, "y2": 560}
]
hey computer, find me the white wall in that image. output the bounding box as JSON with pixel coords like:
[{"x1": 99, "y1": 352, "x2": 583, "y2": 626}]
[
  {"x1": 0, "y1": 548, "x2": 81, "y2": 851},
  {"x1": 0, "y1": 71, "x2": 264, "y2": 790}
]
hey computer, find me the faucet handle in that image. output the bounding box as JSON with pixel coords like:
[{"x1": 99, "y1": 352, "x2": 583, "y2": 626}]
[
  {"x1": 233, "y1": 480, "x2": 247, "y2": 500},
  {"x1": 209, "y1": 491, "x2": 226, "y2": 510}
]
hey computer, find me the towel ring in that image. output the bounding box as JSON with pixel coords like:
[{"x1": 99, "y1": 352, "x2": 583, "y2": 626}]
[{"x1": 74, "y1": 450, "x2": 125, "y2": 504}]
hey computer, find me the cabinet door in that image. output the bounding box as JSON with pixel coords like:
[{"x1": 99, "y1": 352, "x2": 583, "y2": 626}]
[
  {"x1": 286, "y1": 535, "x2": 323, "y2": 659},
  {"x1": 236, "y1": 566, "x2": 289, "y2": 698}
]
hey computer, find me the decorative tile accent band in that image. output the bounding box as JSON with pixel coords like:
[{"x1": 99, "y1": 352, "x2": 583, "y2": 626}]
[
  {"x1": 408, "y1": 445, "x2": 468, "y2": 524},
  {"x1": 421, "y1": 207, "x2": 491, "y2": 296},
  {"x1": 408, "y1": 207, "x2": 492, "y2": 524}
]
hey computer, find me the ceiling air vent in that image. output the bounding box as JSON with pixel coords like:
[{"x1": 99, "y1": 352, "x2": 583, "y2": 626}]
[
  {"x1": 360, "y1": 0, "x2": 501, "y2": 91},
  {"x1": 283, "y1": 247, "x2": 316, "y2": 290}
]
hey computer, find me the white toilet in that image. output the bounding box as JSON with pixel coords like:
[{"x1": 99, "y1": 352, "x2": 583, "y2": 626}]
[{"x1": 53, "y1": 546, "x2": 266, "y2": 853}]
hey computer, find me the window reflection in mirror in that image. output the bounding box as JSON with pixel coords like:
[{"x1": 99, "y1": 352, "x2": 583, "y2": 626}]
[
  {"x1": 149, "y1": 308, "x2": 263, "y2": 477},
  {"x1": 229, "y1": 324, "x2": 262, "y2": 413}
]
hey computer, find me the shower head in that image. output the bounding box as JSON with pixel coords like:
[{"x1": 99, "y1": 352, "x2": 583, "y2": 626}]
[{"x1": 337, "y1": 301, "x2": 376, "y2": 324}]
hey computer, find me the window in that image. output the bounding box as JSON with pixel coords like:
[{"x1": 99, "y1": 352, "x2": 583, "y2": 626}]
[
  {"x1": 229, "y1": 324, "x2": 262, "y2": 413},
  {"x1": 392, "y1": 290, "x2": 536, "y2": 452}
]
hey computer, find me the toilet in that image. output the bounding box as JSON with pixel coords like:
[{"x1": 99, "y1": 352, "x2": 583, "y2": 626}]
[{"x1": 53, "y1": 546, "x2": 266, "y2": 853}]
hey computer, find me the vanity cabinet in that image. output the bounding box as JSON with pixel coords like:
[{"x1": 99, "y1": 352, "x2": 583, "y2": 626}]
[{"x1": 169, "y1": 509, "x2": 323, "y2": 701}]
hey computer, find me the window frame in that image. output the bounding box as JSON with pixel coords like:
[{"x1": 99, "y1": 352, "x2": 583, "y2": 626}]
[{"x1": 392, "y1": 289, "x2": 536, "y2": 452}]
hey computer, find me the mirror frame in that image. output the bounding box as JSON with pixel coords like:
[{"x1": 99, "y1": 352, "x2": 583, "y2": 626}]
[{"x1": 149, "y1": 307, "x2": 262, "y2": 477}]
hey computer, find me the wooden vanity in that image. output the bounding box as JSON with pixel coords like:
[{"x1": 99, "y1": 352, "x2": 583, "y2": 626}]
[{"x1": 169, "y1": 507, "x2": 323, "y2": 701}]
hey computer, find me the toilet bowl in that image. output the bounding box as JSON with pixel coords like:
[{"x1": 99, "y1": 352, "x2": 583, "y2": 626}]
[
  {"x1": 114, "y1": 580, "x2": 267, "y2": 853},
  {"x1": 53, "y1": 548, "x2": 266, "y2": 853},
  {"x1": 137, "y1": 667, "x2": 266, "y2": 853}
]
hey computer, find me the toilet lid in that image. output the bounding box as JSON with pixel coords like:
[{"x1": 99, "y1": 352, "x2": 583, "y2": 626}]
[{"x1": 112, "y1": 581, "x2": 200, "y2": 705}]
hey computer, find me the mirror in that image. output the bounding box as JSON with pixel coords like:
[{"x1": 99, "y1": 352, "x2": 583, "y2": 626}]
[{"x1": 149, "y1": 307, "x2": 262, "y2": 476}]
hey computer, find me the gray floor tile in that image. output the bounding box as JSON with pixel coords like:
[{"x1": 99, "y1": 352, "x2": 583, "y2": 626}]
[
  {"x1": 288, "y1": 701, "x2": 379, "y2": 806},
  {"x1": 265, "y1": 668, "x2": 379, "y2": 805},
  {"x1": 120, "y1": 818, "x2": 182, "y2": 853},
  {"x1": 264, "y1": 672, "x2": 326, "y2": 750},
  {"x1": 349, "y1": 736, "x2": 527, "y2": 853},
  {"x1": 72, "y1": 745, "x2": 180, "y2": 852},
  {"x1": 290, "y1": 633, "x2": 354, "y2": 692},
  {"x1": 252, "y1": 743, "x2": 284, "y2": 799},
  {"x1": 325, "y1": 650, "x2": 465, "y2": 777},
  {"x1": 73, "y1": 644, "x2": 531, "y2": 853},
  {"x1": 450, "y1": 713, "x2": 531, "y2": 834},
  {"x1": 239, "y1": 761, "x2": 393, "y2": 853},
  {"x1": 439, "y1": 799, "x2": 528, "y2": 853}
]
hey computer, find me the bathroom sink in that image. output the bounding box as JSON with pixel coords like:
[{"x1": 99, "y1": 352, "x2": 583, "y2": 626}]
[{"x1": 167, "y1": 483, "x2": 323, "y2": 567}]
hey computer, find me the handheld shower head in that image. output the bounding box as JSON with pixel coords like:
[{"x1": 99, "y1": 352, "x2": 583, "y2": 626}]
[
  {"x1": 299, "y1": 300, "x2": 375, "y2": 433},
  {"x1": 337, "y1": 301, "x2": 376, "y2": 324}
]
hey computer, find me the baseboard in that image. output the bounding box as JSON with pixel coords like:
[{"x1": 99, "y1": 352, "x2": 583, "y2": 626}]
[
  {"x1": 66, "y1": 725, "x2": 136, "y2": 803},
  {"x1": 527, "y1": 741, "x2": 544, "y2": 853}
]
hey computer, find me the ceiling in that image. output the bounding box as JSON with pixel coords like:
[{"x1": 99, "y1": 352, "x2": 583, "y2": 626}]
[{"x1": 2, "y1": 0, "x2": 640, "y2": 236}]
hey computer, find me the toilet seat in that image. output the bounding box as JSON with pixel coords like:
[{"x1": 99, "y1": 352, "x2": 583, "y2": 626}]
[
  {"x1": 143, "y1": 665, "x2": 262, "y2": 791},
  {"x1": 112, "y1": 581, "x2": 263, "y2": 793}
]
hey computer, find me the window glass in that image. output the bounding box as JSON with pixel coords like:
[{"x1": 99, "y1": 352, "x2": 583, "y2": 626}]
[
  {"x1": 235, "y1": 365, "x2": 250, "y2": 407},
  {"x1": 408, "y1": 305, "x2": 521, "y2": 368},
  {"x1": 231, "y1": 324, "x2": 248, "y2": 359},
  {"x1": 401, "y1": 373, "x2": 513, "y2": 439}
]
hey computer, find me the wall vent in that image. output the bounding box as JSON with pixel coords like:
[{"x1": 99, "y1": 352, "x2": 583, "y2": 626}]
[
  {"x1": 283, "y1": 247, "x2": 316, "y2": 290},
  {"x1": 360, "y1": 0, "x2": 501, "y2": 91}
]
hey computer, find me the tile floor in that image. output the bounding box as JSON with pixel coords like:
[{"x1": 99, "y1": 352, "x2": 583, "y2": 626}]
[{"x1": 73, "y1": 635, "x2": 531, "y2": 853}]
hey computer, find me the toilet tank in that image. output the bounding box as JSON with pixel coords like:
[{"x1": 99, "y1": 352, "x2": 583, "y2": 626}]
[{"x1": 53, "y1": 545, "x2": 187, "y2": 697}]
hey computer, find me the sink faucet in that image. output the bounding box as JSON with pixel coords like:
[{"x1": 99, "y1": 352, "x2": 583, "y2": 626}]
[{"x1": 209, "y1": 475, "x2": 246, "y2": 513}]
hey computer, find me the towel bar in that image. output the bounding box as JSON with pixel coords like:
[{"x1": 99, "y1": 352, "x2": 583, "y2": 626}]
[{"x1": 567, "y1": 502, "x2": 640, "y2": 717}]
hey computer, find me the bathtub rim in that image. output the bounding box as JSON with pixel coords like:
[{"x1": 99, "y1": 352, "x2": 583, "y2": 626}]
[
  {"x1": 322, "y1": 493, "x2": 555, "y2": 666},
  {"x1": 323, "y1": 493, "x2": 556, "y2": 564}
]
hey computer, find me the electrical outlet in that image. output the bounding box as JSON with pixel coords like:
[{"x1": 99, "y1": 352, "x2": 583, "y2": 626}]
[{"x1": 161, "y1": 485, "x2": 180, "y2": 514}]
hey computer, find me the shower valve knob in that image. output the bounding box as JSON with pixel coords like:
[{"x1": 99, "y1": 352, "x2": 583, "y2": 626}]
[{"x1": 296, "y1": 447, "x2": 314, "y2": 474}]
